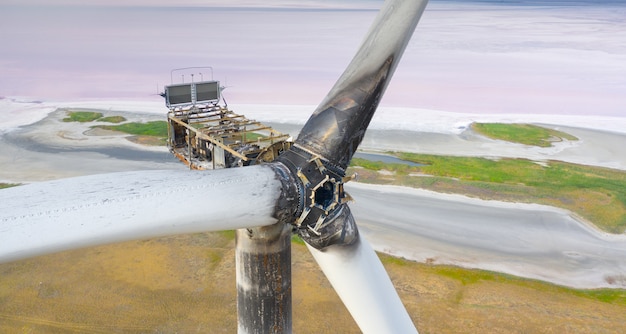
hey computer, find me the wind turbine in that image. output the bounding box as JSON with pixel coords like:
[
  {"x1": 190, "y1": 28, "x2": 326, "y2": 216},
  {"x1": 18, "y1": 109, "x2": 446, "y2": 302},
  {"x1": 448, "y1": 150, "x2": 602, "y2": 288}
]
[{"x1": 0, "y1": 0, "x2": 429, "y2": 333}]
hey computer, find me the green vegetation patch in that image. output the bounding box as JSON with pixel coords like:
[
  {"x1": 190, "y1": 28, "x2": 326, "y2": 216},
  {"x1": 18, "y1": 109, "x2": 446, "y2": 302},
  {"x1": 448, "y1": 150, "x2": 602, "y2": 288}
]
[
  {"x1": 62, "y1": 111, "x2": 103, "y2": 122},
  {"x1": 291, "y1": 234, "x2": 306, "y2": 245},
  {"x1": 218, "y1": 230, "x2": 236, "y2": 241},
  {"x1": 0, "y1": 183, "x2": 19, "y2": 190},
  {"x1": 471, "y1": 123, "x2": 578, "y2": 147},
  {"x1": 95, "y1": 121, "x2": 168, "y2": 137},
  {"x1": 432, "y1": 263, "x2": 626, "y2": 306},
  {"x1": 244, "y1": 132, "x2": 267, "y2": 141},
  {"x1": 350, "y1": 158, "x2": 414, "y2": 175},
  {"x1": 63, "y1": 111, "x2": 126, "y2": 123},
  {"x1": 379, "y1": 253, "x2": 410, "y2": 267},
  {"x1": 98, "y1": 115, "x2": 126, "y2": 123},
  {"x1": 349, "y1": 153, "x2": 626, "y2": 233},
  {"x1": 432, "y1": 265, "x2": 508, "y2": 285},
  {"x1": 381, "y1": 253, "x2": 626, "y2": 306},
  {"x1": 574, "y1": 286, "x2": 626, "y2": 304}
]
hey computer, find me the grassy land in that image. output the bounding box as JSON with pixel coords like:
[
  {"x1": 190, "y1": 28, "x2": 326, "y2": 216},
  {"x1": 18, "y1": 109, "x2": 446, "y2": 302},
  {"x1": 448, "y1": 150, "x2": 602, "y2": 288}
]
[
  {"x1": 471, "y1": 122, "x2": 578, "y2": 147},
  {"x1": 0, "y1": 183, "x2": 19, "y2": 189},
  {"x1": 95, "y1": 121, "x2": 169, "y2": 146},
  {"x1": 349, "y1": 154, "x2": 626, "y2": 233},
  {"x1": 244, "y1": 132, "x2": 267, "y2": 141},
  {"x1": 62, "y1": 111, "x2": 103, "y2": 122},
  {"x1": 1, "y1": 232, "x2": 624, "y2": 333},
  {"x1": 62, "y1": 111, "x2": 126, "y2": 123},
  {"x1": 98, "y1": 115, "x2": 126, "y2": 123},
  {"x1": 95, "y1": 121, "x2": 168, "y2": 137},
  {"x1": 380, "y1": 254, "x2": 626, "y2": 306},
  {"x1": 62, "y1": 110, "x2": 165, "y2": 145}
]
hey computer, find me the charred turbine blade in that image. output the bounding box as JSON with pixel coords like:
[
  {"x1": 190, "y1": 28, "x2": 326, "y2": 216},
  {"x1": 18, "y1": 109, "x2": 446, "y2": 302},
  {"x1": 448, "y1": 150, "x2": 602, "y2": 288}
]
[
  {"x1": 296, "y1": 0, "x2": 429, "y2": 169},
  {"x1": 276, "y1": 0, "x2": 429, "y2": 249}
]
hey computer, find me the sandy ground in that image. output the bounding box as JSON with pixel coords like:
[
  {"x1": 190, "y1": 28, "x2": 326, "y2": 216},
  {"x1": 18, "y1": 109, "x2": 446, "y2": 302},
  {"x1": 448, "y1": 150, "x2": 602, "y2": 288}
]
[{"x1": 2, "y1": 102, "x2": 626, "y2": 288}]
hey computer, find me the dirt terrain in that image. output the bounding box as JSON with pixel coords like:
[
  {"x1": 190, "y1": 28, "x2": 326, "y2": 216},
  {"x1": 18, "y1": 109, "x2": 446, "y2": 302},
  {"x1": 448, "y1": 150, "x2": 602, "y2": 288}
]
[{"x1": 1, "y1": 232, "x2": 625, "y2": 333}]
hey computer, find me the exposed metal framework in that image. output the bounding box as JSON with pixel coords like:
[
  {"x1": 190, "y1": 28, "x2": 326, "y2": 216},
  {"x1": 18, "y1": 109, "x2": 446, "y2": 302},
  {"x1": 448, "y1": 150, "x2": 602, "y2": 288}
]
[{"x1": 167, "y1": 105, "x2": 291, "y2": 169}]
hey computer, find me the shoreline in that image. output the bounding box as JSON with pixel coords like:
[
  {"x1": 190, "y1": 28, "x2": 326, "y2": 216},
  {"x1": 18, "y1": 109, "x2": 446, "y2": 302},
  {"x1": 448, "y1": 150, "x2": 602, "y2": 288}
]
[
  {"x1": 4, "y1": 97, "x2": 626, "y2": 133},
  {"x1": 347, "y1": 182, "x2": 626, "y2": 289}
]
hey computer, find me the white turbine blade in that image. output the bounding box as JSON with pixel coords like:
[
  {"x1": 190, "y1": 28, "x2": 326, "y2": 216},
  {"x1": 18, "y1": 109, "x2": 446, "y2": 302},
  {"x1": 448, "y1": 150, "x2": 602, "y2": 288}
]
[
  {"x1": 307, "y1": 235, "x2": 418, "y2": 334},
  {"x1": 0, "y1": 165, "x2": 283, "y2": 263}
]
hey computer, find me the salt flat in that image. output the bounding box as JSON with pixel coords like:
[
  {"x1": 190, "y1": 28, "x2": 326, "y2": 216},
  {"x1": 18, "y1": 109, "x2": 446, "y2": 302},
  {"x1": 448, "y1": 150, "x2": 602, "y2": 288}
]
[{"x1": 350, "y1": 182, "x2": 626, "y2": 289}]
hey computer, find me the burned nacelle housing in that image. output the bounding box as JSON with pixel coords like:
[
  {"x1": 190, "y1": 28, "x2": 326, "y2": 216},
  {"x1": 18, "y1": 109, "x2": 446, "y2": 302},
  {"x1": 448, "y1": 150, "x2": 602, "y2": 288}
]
[{"x1": 167, "y1": 103, "x2": 291, "y2": 170}]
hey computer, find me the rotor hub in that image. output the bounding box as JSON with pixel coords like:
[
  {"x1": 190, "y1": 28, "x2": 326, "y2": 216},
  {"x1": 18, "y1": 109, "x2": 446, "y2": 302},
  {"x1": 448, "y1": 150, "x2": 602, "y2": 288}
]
[{"x1": 275, "y1": 145, "x2": 358, "y2": 249}]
